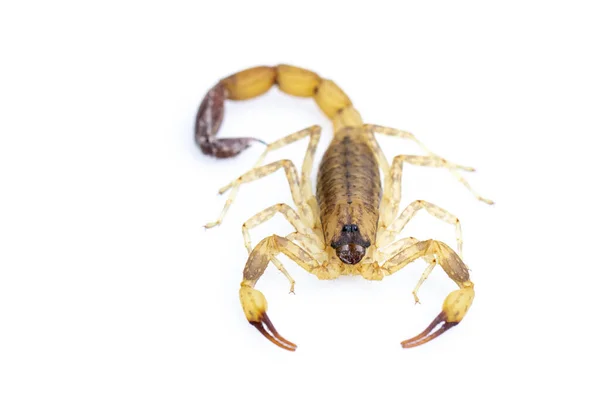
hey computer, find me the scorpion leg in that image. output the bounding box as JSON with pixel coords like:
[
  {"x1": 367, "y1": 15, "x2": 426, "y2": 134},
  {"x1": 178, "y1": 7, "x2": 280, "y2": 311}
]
[
  {"x1": 380, "y1": 239, "x2": 475, "y2": 348},
  {"x1": 285, "y1": 232, "x2": 324, "y2": 257},
  {"x1": 267, "y1": 256, "x2": 297, "y2": 294},
  {"x1": 241, "y1": 203, "x2": 319, "y2": 253},
  {"x1": 205, "y1": 126, "x2": 321, "y2": 229},
  {"x1": 379, "y1": 200, "x2": 463, "y2": 258},
  {"x1": 241, "y1": 203, "x2": 324, "y2": 293},
  {"x1": 374, "y1": 236, "x2": 436, "y2": 303},
  {"x1": 205, "y1": 159, "x2": 311, "y2": 229},
  {"x1": 365, "y1": 124, "x2": 442, "y2": 158},
  {"x1": 411, "y1": 258, "x2": 437, "y2": 304},
  {"x1": 364, "y1": 129, "x2": 391, "y2": 180},
  {"x1": 366, "y1": 124, "x2": 493, "y2": 208},
  {"x1": 240, "y1": 235, "x2": 329, "y2": 351},
  {"x1": 380, "y1": 153, "x2": 480, "y2": 228},
  {"x1": 375, "y1": 237, "x2": 419, "y2": 263}
]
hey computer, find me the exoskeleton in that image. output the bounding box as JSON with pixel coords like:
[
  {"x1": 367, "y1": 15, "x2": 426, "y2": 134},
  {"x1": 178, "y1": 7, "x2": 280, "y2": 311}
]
[{"x1": 197, "y1": 65, "x2": 492, "y2": 350}]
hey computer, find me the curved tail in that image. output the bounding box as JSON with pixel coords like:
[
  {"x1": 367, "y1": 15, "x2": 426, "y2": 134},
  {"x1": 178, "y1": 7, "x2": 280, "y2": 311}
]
[{"x1": 195, "y1": 65, "x2": 362, "y2": 158}]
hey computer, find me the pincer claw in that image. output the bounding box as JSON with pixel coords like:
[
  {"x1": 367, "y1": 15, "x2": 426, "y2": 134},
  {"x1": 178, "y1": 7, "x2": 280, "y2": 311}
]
[
  {"x1": 250, "y1": 313, "x2": 297, "y2": 352},
  {"x1": 401, "y1": 286, "x2": 474, "y2": 348},
  {"x1": 240, "y1": 286, "x2": 297, "y2": 351},
  {"x1": 401, "y1": 311, "x2": 457, "y2": 348}
]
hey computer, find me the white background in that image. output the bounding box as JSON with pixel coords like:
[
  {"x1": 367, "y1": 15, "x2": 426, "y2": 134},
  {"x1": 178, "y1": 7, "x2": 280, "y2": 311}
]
[{"x1": 1, "y1": 1, "x2": 599, "y2": 399}]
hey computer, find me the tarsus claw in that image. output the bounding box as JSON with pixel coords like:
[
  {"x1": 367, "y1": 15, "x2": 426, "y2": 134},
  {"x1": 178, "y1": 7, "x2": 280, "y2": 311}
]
[
  {"x1": 250, "y1": 313, "x2": 297, "y2": 352},
  {"x1": 401, "y1": 311, "x2": 458, "y2": 348}
]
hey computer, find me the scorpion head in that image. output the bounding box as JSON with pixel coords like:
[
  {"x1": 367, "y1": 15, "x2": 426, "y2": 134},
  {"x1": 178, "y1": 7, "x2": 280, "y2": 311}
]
[{"x1": 331, "y1": 224, "x2": 371, "y2": 265}]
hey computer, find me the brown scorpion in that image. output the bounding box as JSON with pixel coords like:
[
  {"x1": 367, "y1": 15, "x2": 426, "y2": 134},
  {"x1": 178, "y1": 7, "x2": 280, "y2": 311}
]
[{"x1": 196, "y1": 65, "x2": 492, "y2": 351}]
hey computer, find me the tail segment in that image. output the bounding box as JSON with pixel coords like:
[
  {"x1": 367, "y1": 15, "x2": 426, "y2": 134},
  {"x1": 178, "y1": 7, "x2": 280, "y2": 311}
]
[{"x1": 195, "y1": 65, "x2": 362, "y2": 158}]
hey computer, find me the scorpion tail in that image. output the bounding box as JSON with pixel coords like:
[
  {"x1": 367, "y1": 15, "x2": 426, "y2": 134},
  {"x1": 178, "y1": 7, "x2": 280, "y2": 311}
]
[{"x1": 196, "y1": 65, "x2": 363, "y2": 158}]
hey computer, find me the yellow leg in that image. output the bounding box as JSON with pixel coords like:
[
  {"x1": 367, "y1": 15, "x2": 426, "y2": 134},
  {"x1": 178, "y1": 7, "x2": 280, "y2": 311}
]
[
  {"x1": 372, "y1": 236, "x2": 435, "y2": 294},
  {"x1": 365, "y1": 124, "x2": 436, "y2": 153},
  {"x1": 411, "y1": 258, "x2": 437, "y2": 304},
  {"x1": 380, "y1": 153, "x2": 477, "y2": 228},
  {"x1": 268, "y1": 257, "x2": 297, "y2": 294},
  {"x1": 366, "y1": 124, "x2": 493, "y2": 216},
  {"x1": 364, "y1": 130, "x2": 392, "y2": 214},
  {"x1": 380, "y1": 200, "x2": 463, "y2": 258},
  {"x1": 379, "y1": 239, "x2": 475, "y2": 348},
  {"x1": 206, "y1": 160, "x2": 309, "y2": 229},
  {"x1": 375, "y1": 236, "x2": 418, "y2": 264},
  {"x1": 241, "y1": 203, "x2": 324, "y2": 293},
  {"x1": 285, "y1": 232, "x2": 325, "y2": 259},
  {"x1": 241, "y1": 203, "x2": 320, "y2": 253},
  {"x1": 240, "y1": 235, "x2": 330, "y2": 351},
  {"x1": 205, "y1": 126, "x2": 321, "y2": 229}
]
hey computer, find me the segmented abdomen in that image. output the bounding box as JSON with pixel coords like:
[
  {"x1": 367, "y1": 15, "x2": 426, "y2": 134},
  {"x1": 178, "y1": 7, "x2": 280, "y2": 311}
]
[{"x1": 316, "y1": 129, "x2": 382, "y2": 242}]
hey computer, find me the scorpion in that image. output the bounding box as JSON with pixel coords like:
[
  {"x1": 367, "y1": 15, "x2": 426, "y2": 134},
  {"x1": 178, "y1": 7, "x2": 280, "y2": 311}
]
[{"x1": 196, "y1": 65, "x2": 492, "y2": 351}]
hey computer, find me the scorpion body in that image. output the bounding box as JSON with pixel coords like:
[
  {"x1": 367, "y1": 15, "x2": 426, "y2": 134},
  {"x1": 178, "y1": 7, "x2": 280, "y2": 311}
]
[
  {"x1": 317, "y1": 132, "x2": 381, "y2": 266},
  {"x1": 197, "y1": 65, "x2": 492, "y2": 351}
]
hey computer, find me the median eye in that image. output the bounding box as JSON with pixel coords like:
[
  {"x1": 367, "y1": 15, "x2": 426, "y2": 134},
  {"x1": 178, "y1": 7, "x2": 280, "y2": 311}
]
[{"x1": 342, "y1": 224, "x2": 359, "y2": 233}]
